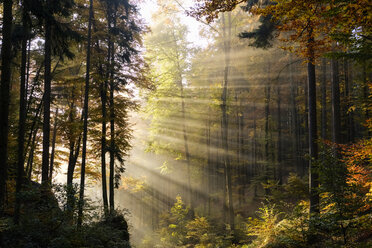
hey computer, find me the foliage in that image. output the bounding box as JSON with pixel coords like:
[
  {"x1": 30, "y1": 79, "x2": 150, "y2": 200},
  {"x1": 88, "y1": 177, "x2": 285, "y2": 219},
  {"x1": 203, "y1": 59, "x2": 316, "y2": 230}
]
[
  {"x1": 241, "y1": 139, "x2": 372, "y2": 248},
  {"x1": 1, "y1": 183, "x2": 131, "y2": 248},
  {"x1": 154, "y1": 196, "x2": 231, "y2": 248},
  {"x1": 159, "y1": 195, "x2": 189, "y2": 246},
  {"x1": 190, "y1": 0, "x2": 371, "y2": 61}
]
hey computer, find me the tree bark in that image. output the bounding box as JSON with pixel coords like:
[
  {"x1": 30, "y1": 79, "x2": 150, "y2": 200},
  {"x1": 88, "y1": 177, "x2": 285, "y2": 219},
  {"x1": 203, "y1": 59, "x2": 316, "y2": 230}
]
[
  {"x1": 26, "y1": 123, "x2": 41, "y2": 179},
  {"x1": 264, "y1": 82, "x2": 271, "y2": 195},
  {"x1": 77, "y1": 0, "x2": 93, "y2": 227},
  {"x1": 307, "y1": 48, "x2": 319, "y2": 214},
  {"x1": 109, "y1": 82, "x2": 115, "y2": 212},
  {"x1": 331, "y1": 59, "x2": 341, "y2": 144},
  {"x1": 252, "y1": 102, "x2": 258, "y2": 197},
  {"x1": 321, "y1": 58, "x2": 327, "y2": 140},
  {"x1": 344, "y1": 60, "x2": 354, "y2": 142},
  {"x1": 15, "y1": 8, "x2": 28, "y2": 224},
  {"x1": 67, "y1": 86, "x2": 77, "y2": 185},
  {"x1": 109, "y1": 4, "x2": 118, "y2": 212},
  {"x1": 49, "y1": 108, "x2": 59, "y2": 181},
  {"x1": 206, "y1": 109, "x2": 212, "y2": 215},
  {"x1": 42, "y1": 17, "x2": 52, "y2": 184},
  {"x1": 0, "y1": 0, "x2": 13, "y2": 216},
  {"x1": 220, "y1": 12, "x2": 234, "y2": 231},
  {"x1": 277, "y1": 85, "x2": 282, "y2": 185},
  {"x1": 100, "y1": 74, "x2": 109, "y2": 212}
]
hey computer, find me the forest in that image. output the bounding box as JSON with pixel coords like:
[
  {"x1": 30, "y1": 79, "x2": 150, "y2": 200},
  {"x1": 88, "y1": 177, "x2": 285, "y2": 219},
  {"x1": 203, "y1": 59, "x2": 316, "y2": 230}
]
[{"x1": 0, "y1": 0, "x2": 371, "y2": 247}]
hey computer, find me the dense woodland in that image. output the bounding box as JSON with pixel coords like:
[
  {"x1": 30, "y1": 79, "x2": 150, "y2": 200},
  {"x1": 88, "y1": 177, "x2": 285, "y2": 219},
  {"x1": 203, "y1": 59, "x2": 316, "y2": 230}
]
[{"x1": 0, "y1": 0, "x2": 371, "y2": 247}]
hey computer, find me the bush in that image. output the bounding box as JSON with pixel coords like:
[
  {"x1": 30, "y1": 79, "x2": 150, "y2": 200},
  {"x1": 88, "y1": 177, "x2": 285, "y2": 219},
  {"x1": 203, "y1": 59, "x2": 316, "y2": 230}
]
[{"x1": 1, "y1": 183, "x2": 131, "y2": 248}]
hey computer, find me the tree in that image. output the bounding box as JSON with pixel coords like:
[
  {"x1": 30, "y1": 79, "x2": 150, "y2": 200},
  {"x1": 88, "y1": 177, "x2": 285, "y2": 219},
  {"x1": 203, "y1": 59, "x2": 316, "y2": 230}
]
[
  {"x1": 144, "y1": 3, "x2": 194, "y2": 209},
  {"x1": 14, "y1": 1, "x2": 31, "y2": 224},
  {"x1": 0, "y1": 0, "x2": 13, "y2": 216},
  {"x1": 38, "y1": 0, "x2": 78, "y2": 184},
  {"x1": 77, "y1": 0, "x2": 93, "y2": 227},
  {"x1": 190, "y1": 0, "x2": 337, "y2": 215}
]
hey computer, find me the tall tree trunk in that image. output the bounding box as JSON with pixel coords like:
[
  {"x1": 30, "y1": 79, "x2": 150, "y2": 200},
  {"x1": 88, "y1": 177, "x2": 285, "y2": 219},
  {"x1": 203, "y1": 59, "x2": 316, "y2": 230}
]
[
  {"x1": 15, "y1": 9, "x2": 28, "y2": 224},
  {"x1": 109, "y1": 5, "x2": 118, "y2": 213},
  {"x1": 26, "y1": 123, "x2": 41, "y2": 179},
  {"x1": 49, "y1": 108, "x2": 59, "y2": 181},
  {"x1": 220, "y1": 12, "x2": 234, "y2": 231},
  {"x1": 321, "y1": 58, "x2": 327, "y2": 140},
  {"x1": 264, "y1": 82, "x2": 271, "y2": 195},
  {"x1": 362, "y1": 63, "x2": 369, "y2": 124},
  {"x1": 206, "y1": 109, "x2": 212, "y2": 215},
  {"x1": 252, "y1": 102, "x2": 258, "y2": 197},
  {"x1": 343, "y1": 58, "x2": 349, "y2": 142},
  {"x1": 236, "y1": 94, "x2": 245, "y2": 205},
  {"x1": 277, "y1": 85, "x2": 282, "y2": 185},
  {"x1": 66, "y1": 133, "x2": 76, "y2": 217},
  {"x1": 303, "y1": 79, "x2": 309, "y2": 176},
  {"x1": 344, "y1": 60, "x2": 354, "y2": 142},
  {"x1": 42, "y1": 17, "x2": 52, "y2": 184},
  {"x1": 180, "y1": 79, "x2": 192, "y2": 208},
  {"x1": 25, "y1": 63, "x2": 43, "y2": 116},
  {"x1": 331, "y1": 59, "x2": 341, "y2": 144},
  {"x1": 25, "y1": 40, "x2": 31, "y2": 96},
  {"x1": 289, "y1": 56, "x2": 301, "y2": 175},
  {"x1": 25, "y1": 98, "x2": 43, "y2": 161},
  {"x1": 109, "y1": 82, "x2": 115, "y2": 212},
  {"x1": 307, "y1": 40, "x2": 319, "y2": 214},
  {"x1": 0, "y1": 0, "x2": 13, "y2": 216},
  {"x1": 99, "y1": 2, "x2": 113, "y2": 215},
  {"x1": 66, "y1": 132, "x2": 81, "y2": 219},
  {"x1": 77, "y1": 0, "x2": 93, "y2": 227},
  {"x1": 101, "y1": 73, "x2": 109, "y2": 214},
  {"x1": 67, "y1": 88, "x2": 77, "y2": 188}
]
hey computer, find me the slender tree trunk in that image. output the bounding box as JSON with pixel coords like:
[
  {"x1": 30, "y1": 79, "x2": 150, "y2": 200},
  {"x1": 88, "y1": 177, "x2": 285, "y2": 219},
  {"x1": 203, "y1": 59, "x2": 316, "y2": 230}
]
[
  {"x1": 253, "y1": 102, "x2": 258, "y2": 197},
  {"x1": 15, "y1": 9, "x2": 28, "y2": 224},
  {"x1": 77, "y1": 0, "x2": 93, "y2": 227},
  {"x1": 49, "y1": 108, "x2": 59, "y2": 181},
  {"x1": 206, "y1": 109, "x2": 212, "y2": 215},
  {"x1": 66, "y1": 133, "x2": 81, "y2": 219},
  {"x1": 99, "y1": 3, "x2": 112, "y2": 215},
  {"x1": 307, "y1": 43, "x2": 319, "y2": 214},
  {"x1": 343, "y1": 59, "x2": 349, "y2": 142},
  {"x1": 26, "y1": 62, "x2": 43, "y2": 115},
  {"x1": 109, "y1": 84, "x2": 115, "y2": 212},
  {"x1": 303, "y1": 79, "x2": 309, "y2": 176},
  {"x1": 180, "y1": 81, "x2": 192, "y2": 208},
  {"x1": 289, "y1": 56, "x2": 301, "y2": 174},
  {"x1": 236, "y1": 94, "x2": 244, "y2": 205},
  {"x1": 25, "y1": 97, "x2": 43, "y2": 160},
  {"x1": 362, "y1": 63, "x2": 369, "y2": 124},
  {"x1": 220, "y1": 12, "x2": 234, "y2": 231},
  {"x1": 66, "y1": 133, "x2": 76, "y2": 218},
  {"x1": 42, "y1": 18, "x2": 52, "y2": 184},
  {"x1": 109, "y1": 5, "x2": 118, "y2": 213},
  {"x1": 101, "y1": 77, "x2": 109, "y2": 213},
  {"x1": 239, "y1": 100, "x2": 247, "y2": 201},
  {"x1": 277, "y1": 85, "x2": 282, "y2": 185},
  {"x1": 345, "y1": 60, "x2": 355, "y2": 142},
  {"x1": 67, "y1": 88, "x2": 77, "y2": 188},
  {"x1": 331, "y1": 59, "x2": 341, "y2": 144},
  {"x1": 26, "y1": 123, "x2": 41, "y2": 179},
  {"x1": 0, "y1": 0, "x2": 13, "y2": 216},
  {"x1": 109, "y1": 67, "x2": 115, "y2": 212},
  {"x1": 25, "y1": 40, "x2": 31, "y2": 96},
  {"x1": 264, "y1": 83, "x2": 271, "y2": 195},
  {"x1": 321, "y1": 58, "x2": 327, "y2": 140}
]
